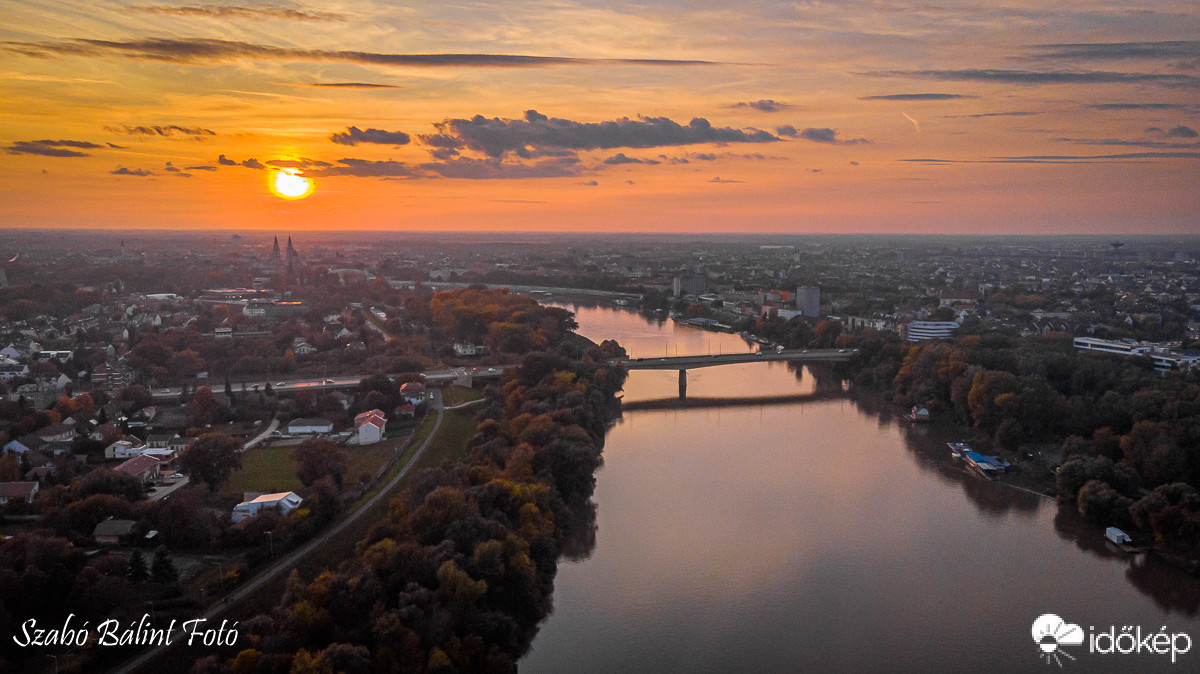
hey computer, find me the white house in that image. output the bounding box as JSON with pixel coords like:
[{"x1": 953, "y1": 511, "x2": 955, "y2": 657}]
[
  {"x1": 352, "y1": 409, "x2": 386, "y2": 445},
  {"x1": 232, "y1": 491, "x2": 303, "y2": 523},
  {"x1": 105, "y1": 440, "x2": 145, "y2": 460},
  {"x1": 399, "y1": 381, "x2": 426, "y2": 405},
  {"x1": 453, "y1": 343, "x2": 478, "y2": 356},
  {"x1": 287, "y1": 417, "x2": 334, "y2": 434}
]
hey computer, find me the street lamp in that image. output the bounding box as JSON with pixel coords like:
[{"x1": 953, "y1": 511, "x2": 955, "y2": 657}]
[{"x1": 265, "y1": 530, "x2": 274, "y2": 557}]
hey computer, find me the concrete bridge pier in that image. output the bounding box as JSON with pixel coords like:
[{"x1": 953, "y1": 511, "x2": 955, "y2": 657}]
[{"x1": 678, "y1": 369, "x2": 687, "y2": 398}]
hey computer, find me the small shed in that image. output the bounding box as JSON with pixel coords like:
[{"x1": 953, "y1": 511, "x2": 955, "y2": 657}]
[{"x1": 93, "y1": 518, "x2": 138, "y2": 545}]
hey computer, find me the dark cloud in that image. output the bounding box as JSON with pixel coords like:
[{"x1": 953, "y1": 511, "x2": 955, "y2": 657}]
[
  {"x1": 6, "y1": 139, "x2": 104, "y2": 157},
  {"x1": 309, "y1": 158, "x2": 420, "y2": 178},
  {"x1": 728, "y1": 100, "x2": 789, "y2": 112},
  {"x1": 186, "y1": 165, "x2": 216, "y2": 171},
  {"x1": 776, "y1": 125, "x2": 797, "y2": 137},
  {"x1": 866, "y1": 68, "x2": 1200, "y2": 88},
  {"x1": 330, "y1": 126, "x2": 411, "y2": 146},
  {"x1": 1088, "y1": 103, "x2": 1196, "y2": 111},
  {"x1": 1165, "y1": 125, "x2": 1198, "y2": 138},
  {"x1": 217, "y1": 154, "x2": 236, "y2": 165},
  {"x1": 579, "y1": 180, "x2": 599, "y2": 186},
  {"x1": 625, "y1": 180, "x2": 634, "y2": 184},
  {"x1": 603, "y1": 152, "x2": 660, "y2": 165},
  {"x1": 111, "y1": 166, "x2": 154, "y2": 176},
  {"x1": 419, "y1": 110, "x2": 780, "y2": 159},
  {"x1": 861, "y1": 93, "x2": 975, "y2": 101},
  {"x1": 163, "y1": 162, "x2": 181, "y2": 172},
  {"x1": 105, "y1": 124, "x2": 215, "y2": 136},
  {"x1": 1030, "y1": 41, "x2": 1200, "y2": 61},
  {"x1": 1056, "y1": 137, "x2": 1199, "y2": 149},
  {"x1": 849, "y1": 161, "x2": 860, "y2": 165},
  {"x1": 419, "y1": 156, "x2": 583, "y2": 179},
  {"x1": 709, "y1": 176, "x2": 743, "y2": 183},
  {"x1": 279, "y1": 82, "x2": 402, "y2": 89},
  {"x1": 241, "y1": 158, "x2": 264, "y2": 169},
  {"x1": 796, "y1": 128, "x2": 870, "y2": 145},
  {"x1": 942, "y1": 111, "x2": 1038, "y2": 118},
  {"x1": 123, "y1": 4, "x2": 346, "y2": 22},
  {"x1": 3, "y1": 37, "x2": 720, "y2": 68}
]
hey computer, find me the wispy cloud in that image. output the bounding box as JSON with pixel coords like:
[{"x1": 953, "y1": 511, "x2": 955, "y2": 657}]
[
  {"x1": 728, "y1": 99, "x2": 790, "y2": 112},
  {"x1": 1029, "y1": 41, "x2": 1200, "y2": 61},
  {"x1": 1088, "y1": 103, "x2": 1197, "y2": 111},
  {"x1": 901, "y1": 152, "x2": 1200, "y2": 164},
  {"x1": 6, "y1": 139, "x2": 105, "y2": 157},
  {"x1": 902, "y1": 113, "x2": 920, "y2": 132},
  {"x1": 3, "y1": 37, "x2": 721, "y2": 68},
  {"x1": 861, "y1": 93, "x2": 975, "y2": 101},
  {"x1": 329, "y1": 126, "x2": 411, "y2": 146},
  {"x1": 122, "y1": 4, "x2": 346, "y2": 22},
  {"x1": 865, "y1": 68, "x2": 1200, "y2": 88},
  {"x1": 111, "y1": 166, "x2": 154, "y2": 176},
  {"x1": 105, "y1": 124, "x2": 215, "y2": 136},
  {"x1": 709, "y1": 176, "x2": 743, "y2": 183},
  {"x1": 942, "y1": 111, "x2": 1038, "y2": 118},
  {"x1": 276, "y1": 82, "x2": 402, "y2": 89}
]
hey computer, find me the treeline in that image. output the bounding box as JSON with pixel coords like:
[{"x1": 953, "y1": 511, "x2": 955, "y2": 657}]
[
  {"x1": 186, "y1": 296, "x2": 626, "y2": 673},
  {"x1": 816, "y1": 323, "x2": 1200, "y2": 565}
]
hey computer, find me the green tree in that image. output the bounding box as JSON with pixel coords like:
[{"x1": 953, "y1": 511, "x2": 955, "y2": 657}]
[
  {"x1": 180, "y1": 433, "x2": 243, "y2": 492},
  {"x1": 127, "y1": 548, "x2": 149, "y2": 584},
  {"x1": 150, "y1": 546, "x2": 178, "y2": 584}
]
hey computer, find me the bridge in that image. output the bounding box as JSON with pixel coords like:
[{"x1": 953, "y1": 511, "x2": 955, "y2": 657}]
[{"x1": 615, "y1": 349, "x2": 854, "y2": 397}]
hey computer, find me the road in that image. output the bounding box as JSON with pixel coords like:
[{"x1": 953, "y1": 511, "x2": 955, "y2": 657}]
[
  {"x1": 109, "y1": 388, "x2": 447, "y2": 674},
  {"x1": 149, "y1": 366, "x2": 510, "y2": 402},
  {"x1": 241, "y1": 415, "x2": 279, "y2": 450}
]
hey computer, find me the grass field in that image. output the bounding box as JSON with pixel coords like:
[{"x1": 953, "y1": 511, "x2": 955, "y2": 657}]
[
  {"x1": 441, "y1": 384, "x2": 485, "y2": 407},
  {"x1": 220, "y1": 440, "x2": 399, "y2": 500}
]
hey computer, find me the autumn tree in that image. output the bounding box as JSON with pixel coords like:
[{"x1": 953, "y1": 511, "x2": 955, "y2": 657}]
[
  {"x1": 180, "y1": 433, "x2": 242, "y2": 492},
  {"x1": 294, "y1": 438, "x2": 349, "y2": 488}
]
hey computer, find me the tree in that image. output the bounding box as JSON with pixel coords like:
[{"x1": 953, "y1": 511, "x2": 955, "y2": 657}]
[
  {"x1": 180, "y1": 433, "x2": 242, "y2": 492},
  {"x1": 294, "y1": 438, "x2": 349, "y2": 488},
  {"x1": 128, "y1": 548, "x2": 149, "y2": 584},
  {"x1": 150, "y1": 545, "x2": 178, "y2": 584}
]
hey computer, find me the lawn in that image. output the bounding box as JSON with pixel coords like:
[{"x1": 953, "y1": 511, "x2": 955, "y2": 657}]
[
  {"x1": 442, "y1": 384, "x2": 485, "y2": 407},
  {"x1": 220, "y1": 440, "x2": 400, "y2": 500}
]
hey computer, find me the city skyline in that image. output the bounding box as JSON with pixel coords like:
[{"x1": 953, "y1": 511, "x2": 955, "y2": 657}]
[{"x1": 2, "y1": 1, "x2": 1198, "y2": 233}]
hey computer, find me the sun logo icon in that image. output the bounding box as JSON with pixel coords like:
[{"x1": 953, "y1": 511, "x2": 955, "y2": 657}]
[{"x1": 1032, "y1": 614, "x2": 1085, "y2": 667}]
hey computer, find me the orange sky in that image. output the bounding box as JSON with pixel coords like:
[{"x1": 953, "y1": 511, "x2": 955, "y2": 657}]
[{"x1": 1, "y1": 1, "x2": 1198, "y2": 233}]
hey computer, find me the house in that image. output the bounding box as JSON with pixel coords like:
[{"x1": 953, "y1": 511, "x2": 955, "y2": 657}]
[
  {"x1": 3, "y1": 438, "x2": 35, "y2": 455},
  {"x1": 0, "y1": 482, "x2": 39, "y2": 505},
  {"x1": 293, "y1": 341, "x2": 317, "y2": 356},
  {"x1": 167, "y1": 435, "x2": 193, "y2": 454},
  {"x1": 35, "y1": 423, "x2": 75, "y2": 443},
  {"x1": 231, "y1": 491, "x2": 303, "y2": 523},
  {"x1": 106, "y1": 440, "x2": 144, "y2": 460},
  {"x1": 93, "y1": 518, "x2": 138, "y2": 545},
  {"x1": 146, "y1": 433, "x2": 178, "y2": 449},
  {"x1": 353, "y1": 409, "x2": 386, "y2": 445},
  {"x1": 399, "y1": 382, "x2": 426, "y2": 405},
  {"x1": 287, "y1": 417, "x2": 334, "y2": 435},
  {"x1": 114, "y1": 455, "x2": 160, "y2": 484},
  {"x1": 395, "y1": 403, "x2": 416, "y2": 418},
  {"x1": 454, "y1": 343, "x2": 479, "y2": 357}
]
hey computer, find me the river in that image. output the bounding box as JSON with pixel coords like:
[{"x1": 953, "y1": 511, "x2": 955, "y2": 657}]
[{"x1": 521, "y1": 303, "x2": 1200, "y2": 673}]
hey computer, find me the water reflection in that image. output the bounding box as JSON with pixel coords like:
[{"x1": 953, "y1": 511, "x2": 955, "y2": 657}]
[{"x1": 524, "y1": 303, "x2": 1200, "y2": 674}]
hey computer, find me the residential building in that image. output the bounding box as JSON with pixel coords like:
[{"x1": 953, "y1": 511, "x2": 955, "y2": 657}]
[
  {"x1": 673, "y1": 274, "x2": 706, "y2": 297},
  {"x1": 399, "y1": 381, "x2": 426, "y2": 405},
  {"x1": 353, "y1": 409, "x2": 387, "y2": 445},
  {"x1": 93, "y1": 518, "x2": 138, "y2": 545},
  {"x1": 114, "y1": 454, "x2": 160, "y2": 484},
  {"x1": 904, "y1": 321, "x2": 961, "y2": 342},
  {"x1": 232, "y1": 491, "x2": 303, "y2": 523},
  {"x1": 287, "y1": 417, "x2": 334, "y2": 434},
  {"x1": 0, "y1": 482, "x2": 39, "y2": 505}
]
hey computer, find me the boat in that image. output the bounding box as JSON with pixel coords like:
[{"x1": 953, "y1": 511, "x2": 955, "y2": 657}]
[
  {"x1": 961, "y1": 450, "x2": 1012, "y2": 478},
  {"x1": 904, "y1": 406, "x2": 930, "y2": 422},
  {"x1": 948, "y1": 442, "x2": 970, "y2": 458},
  {"x1": 1104, "y1": 527, "x2": 1145, "y2": 553}
]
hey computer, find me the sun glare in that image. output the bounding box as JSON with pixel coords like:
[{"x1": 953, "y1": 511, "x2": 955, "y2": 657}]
[{"x1": 271, "y1": 170, "x2": 314, "y2": 200}]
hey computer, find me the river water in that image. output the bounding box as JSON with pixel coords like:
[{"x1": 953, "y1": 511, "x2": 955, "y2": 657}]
[{"x1": 522, "y1": 303, "x2": 1200, "y2": 673}]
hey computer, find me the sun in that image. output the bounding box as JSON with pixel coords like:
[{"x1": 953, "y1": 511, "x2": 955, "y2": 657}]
[{"x1": 270, "y1": 170, "x2": 315, "y2": 200}]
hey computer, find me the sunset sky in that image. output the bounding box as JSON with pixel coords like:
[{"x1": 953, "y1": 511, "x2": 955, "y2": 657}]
[{"x1": 1, "y1": 1, "x2": 1198, "y2": 233}]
